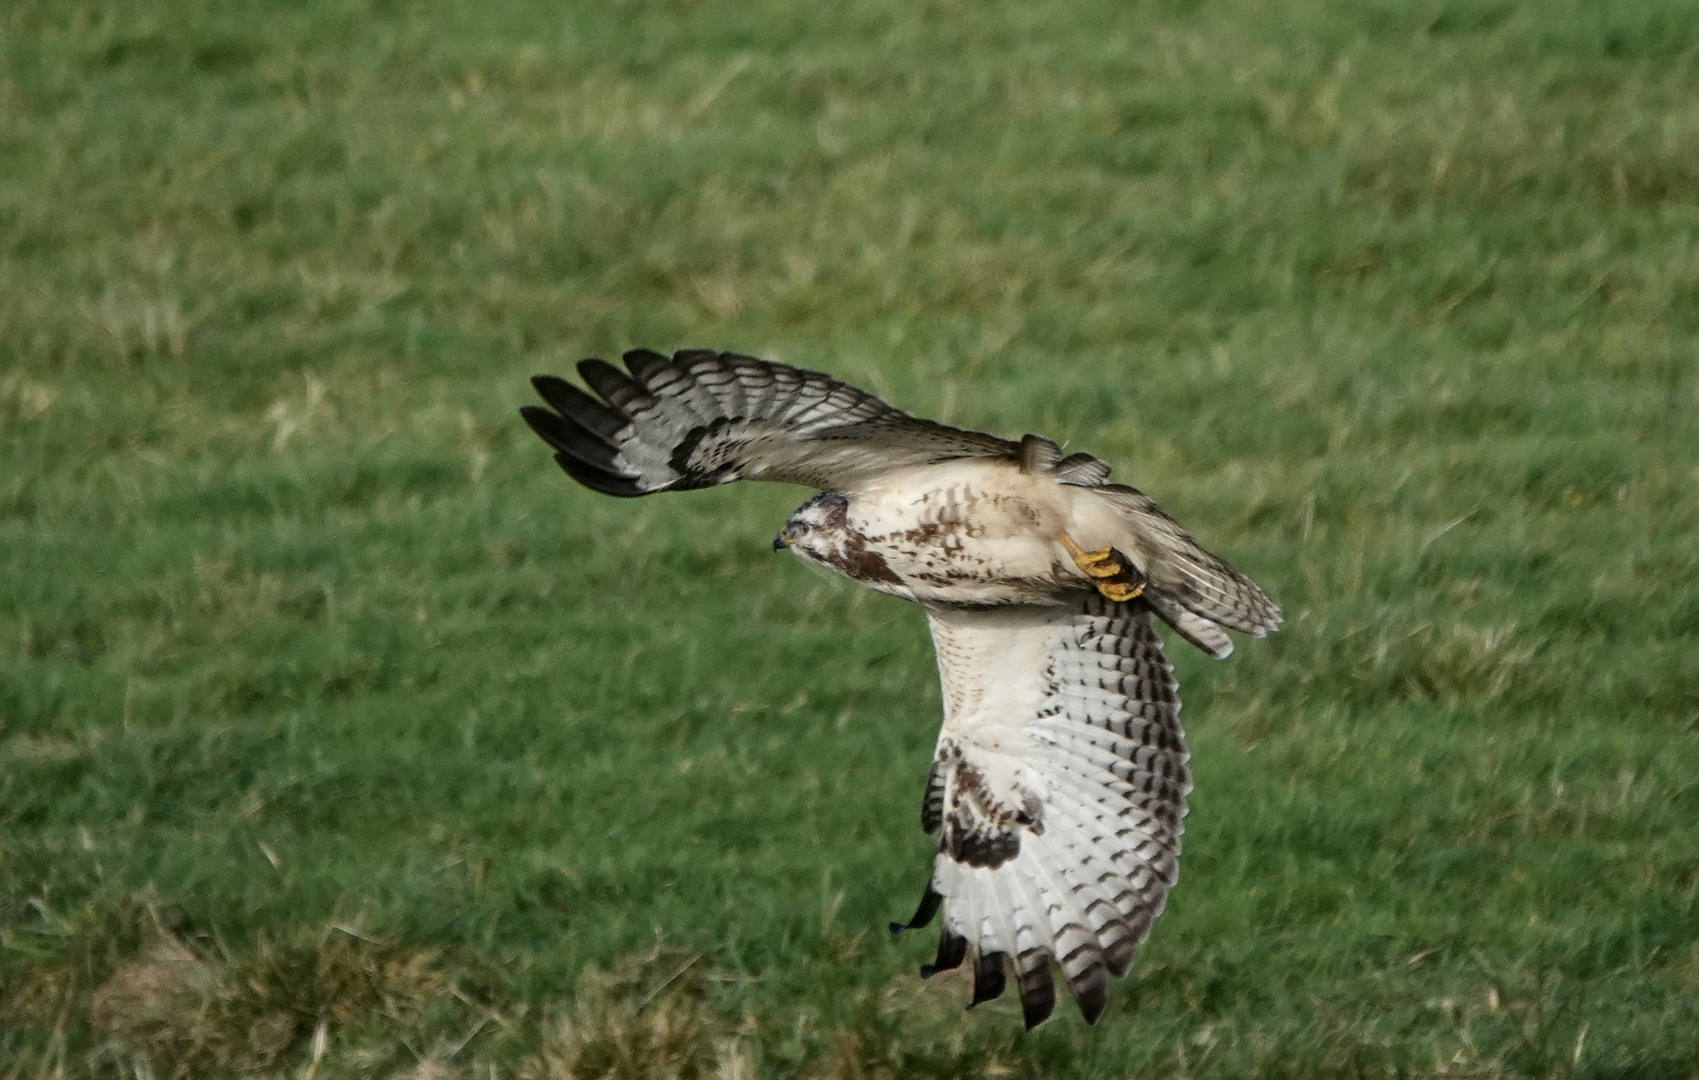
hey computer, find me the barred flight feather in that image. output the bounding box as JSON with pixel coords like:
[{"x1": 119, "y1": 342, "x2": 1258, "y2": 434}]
[
  {"x1": 523, "y1": 349, "x2": 1021, "y2": 495},
  {"x1": 900, "y1": 595, "x2": 1187, "y2": 1027}
]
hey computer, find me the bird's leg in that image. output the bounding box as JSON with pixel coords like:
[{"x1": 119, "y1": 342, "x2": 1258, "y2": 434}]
[{"x1": 1059, "y1": 533, "x2": 1145, "y2": 602}]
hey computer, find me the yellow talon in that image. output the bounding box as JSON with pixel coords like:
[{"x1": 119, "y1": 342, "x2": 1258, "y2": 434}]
[
  {"x1": 1060, "y1": 533, "x2": 1145, "y2": 602},
  {"x1": 1098, "y1": 580, "x2": 1145, "y2": 602},
  {"x1": 1076, "y1": 548, "x2": 1117, "y2": 572},
  {"x1": 1059, "y1": 533, "x2": 1120, "y2": 574}
]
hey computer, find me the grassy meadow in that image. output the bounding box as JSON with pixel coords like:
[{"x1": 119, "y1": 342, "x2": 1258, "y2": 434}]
[{"x1": 4, "y1": 0, "x2": 1699, "y2": 1075}]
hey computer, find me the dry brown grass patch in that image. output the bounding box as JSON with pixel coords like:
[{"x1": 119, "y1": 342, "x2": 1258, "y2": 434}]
[
  {"x1": 519, "y1": 943, "x2": 752, "y2": 1080},
  {"x1": 85, "y1": 923, "x2": 470, "y2": 1078}
]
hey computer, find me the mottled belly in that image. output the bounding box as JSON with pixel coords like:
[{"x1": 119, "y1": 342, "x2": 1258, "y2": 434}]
[{"x1": 849, "y1": 480, "x2": 1070, "y2": 606}]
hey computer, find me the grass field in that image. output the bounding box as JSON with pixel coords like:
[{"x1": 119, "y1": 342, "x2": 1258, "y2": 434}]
[{"x1": 4, "y1": 0, "x2": 1699, "y2": 1075}]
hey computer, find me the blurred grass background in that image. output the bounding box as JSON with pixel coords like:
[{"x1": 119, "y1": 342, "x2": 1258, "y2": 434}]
[{"x1": 3, "y1": 0, "x2": 1698, "y2": 1075}]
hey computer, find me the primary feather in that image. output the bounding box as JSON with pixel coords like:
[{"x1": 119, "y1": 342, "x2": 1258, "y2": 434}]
[{"x1": 522, "y1": 348, "x2": 1018, "y2": 495}]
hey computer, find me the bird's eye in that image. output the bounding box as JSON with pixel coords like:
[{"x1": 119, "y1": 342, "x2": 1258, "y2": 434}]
[{"x1": 793, "y1": 522, "x2": 812, "y2": 536}]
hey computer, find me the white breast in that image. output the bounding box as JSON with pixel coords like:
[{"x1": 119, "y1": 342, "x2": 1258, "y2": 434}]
[
  {"x1": 926, "y1": 603, "x2": 1056, "y2": 735},
  {"x1": 843, "y1": 461, "x2": 1074, "y2": 606}
]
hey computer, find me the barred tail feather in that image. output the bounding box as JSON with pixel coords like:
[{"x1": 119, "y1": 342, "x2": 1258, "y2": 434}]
[{"x1": 1090, "y1": 484, "x2": 1281, "y2": 650}]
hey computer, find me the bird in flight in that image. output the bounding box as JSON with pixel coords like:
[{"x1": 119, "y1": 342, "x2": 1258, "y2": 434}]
[{"x1": 521, "y1": 348, "x2": 1279, "y2": 1028}]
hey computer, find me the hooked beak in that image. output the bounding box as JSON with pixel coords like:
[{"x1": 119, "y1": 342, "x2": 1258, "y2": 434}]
[{"x1": 773, "y1": 529, "x2": 791, "y2": 551}]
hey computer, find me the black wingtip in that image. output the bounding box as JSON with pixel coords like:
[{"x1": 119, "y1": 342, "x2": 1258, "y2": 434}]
[
  {"x1": 519, "y1": 403, "x2": 559, "y2": 440},
  {"x1": 531, "y1": 374, "x2": 629, "y2": 443},
  {"x1": 1018, "y1": 963, "x2": 1056, "y2": 1030},
  {"x1": 932, "y1": 929, "x2": 967, "y2": 976},
  {"x1": 622, "y1": 347, "x2": 671, "y2": 383},
  {"x1": 897, "y1": 886, "x2": 942, "y2": 933},
  {"x1": 577, "y1": 357, "x2": 646, "y2": 410},
  {"x1": 969, "y1": 951, "x2": 1006, "y2": 1008},
  {"x1": 530, "y1": 373, "x2": 574, "y2": 399},
  {"x1": 551, "y1": 452, "x2": 647, "y2": 498},
  {"x1": 1075, "y1": 982, "x2": 1108, "y2": 1026},
  {"x1": 575, "y1": 357, "x2": 618, "y2": 381},
  {"x1": 520, "y1": 406, "x2": 622, "y2": 470}
]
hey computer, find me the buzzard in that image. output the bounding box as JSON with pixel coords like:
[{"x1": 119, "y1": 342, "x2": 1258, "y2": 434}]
[{"x1": 521, "y1": 348, "x2": 1279, "y2": 1028}]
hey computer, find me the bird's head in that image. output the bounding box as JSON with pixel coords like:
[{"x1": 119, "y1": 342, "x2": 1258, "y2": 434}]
[{"x1": 774, "y1": 492, "x2": 852, "y2": 565}]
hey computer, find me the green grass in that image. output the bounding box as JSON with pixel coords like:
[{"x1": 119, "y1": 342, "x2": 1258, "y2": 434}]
[{"x1": 4, "y1": 0, "x2": 1699, "y2": 1075}]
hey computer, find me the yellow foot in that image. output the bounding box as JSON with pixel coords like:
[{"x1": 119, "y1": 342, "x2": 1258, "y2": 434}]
[
  {"x1": 1059, "y1": 534, "x2": 1146, "y2": 602},
  {"x1": 1097, "y1": 579, "x2": 1144, "y2": 602}
]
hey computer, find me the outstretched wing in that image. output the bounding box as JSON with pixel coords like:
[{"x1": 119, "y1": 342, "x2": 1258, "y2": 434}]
[
  {"x1": 520, "y1": 349, "x2": 1020, "y2": 496},
  {"x1": 895, "y1": 595, "x2": 1188, "y2": 1028}
]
